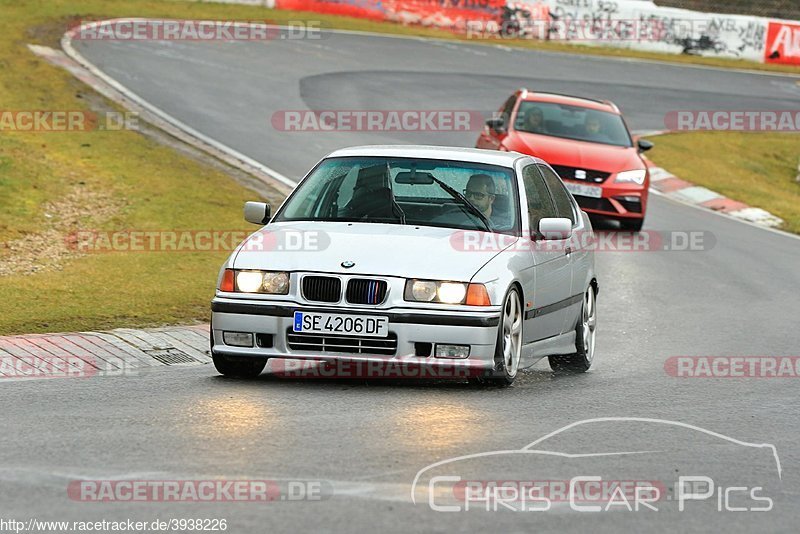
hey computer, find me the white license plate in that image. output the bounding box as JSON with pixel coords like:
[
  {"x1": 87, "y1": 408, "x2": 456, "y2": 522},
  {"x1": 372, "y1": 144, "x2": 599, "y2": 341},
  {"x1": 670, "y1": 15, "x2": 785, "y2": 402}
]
[
  {"x1": 293, "y1": 311, "x2": 389, "y2": 338},
  {"x1": 564, "y1": 182, "x2": 603, "y2": 198}
]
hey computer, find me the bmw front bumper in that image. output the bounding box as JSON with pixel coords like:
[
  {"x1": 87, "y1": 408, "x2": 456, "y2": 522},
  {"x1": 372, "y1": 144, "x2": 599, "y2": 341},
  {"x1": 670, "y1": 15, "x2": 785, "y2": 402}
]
[{"x1": 210, "y1": 297, "x2": 501, "y2": 375}]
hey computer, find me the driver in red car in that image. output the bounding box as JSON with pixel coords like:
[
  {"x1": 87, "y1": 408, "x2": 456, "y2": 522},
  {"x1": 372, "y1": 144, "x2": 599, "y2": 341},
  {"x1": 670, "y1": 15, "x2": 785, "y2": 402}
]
[
  {"x1": 583, "y1": 113, "x2": 613, "y2": 144},
  {"x1": 523, "y1": 106, "x2": 547, "y2": 134}
]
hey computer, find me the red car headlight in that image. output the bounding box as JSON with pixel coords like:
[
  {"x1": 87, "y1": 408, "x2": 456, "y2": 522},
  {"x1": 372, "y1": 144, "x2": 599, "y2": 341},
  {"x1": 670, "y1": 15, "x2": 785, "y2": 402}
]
[{"x1": 614, "y1": 169, "x2": 647, "y2": 185}]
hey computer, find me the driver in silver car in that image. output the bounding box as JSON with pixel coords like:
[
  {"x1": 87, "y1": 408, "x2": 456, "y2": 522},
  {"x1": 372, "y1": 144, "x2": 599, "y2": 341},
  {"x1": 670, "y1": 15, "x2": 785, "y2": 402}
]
[{"x1": 464, "y1": 173, "x2": 510, "y2": 230}]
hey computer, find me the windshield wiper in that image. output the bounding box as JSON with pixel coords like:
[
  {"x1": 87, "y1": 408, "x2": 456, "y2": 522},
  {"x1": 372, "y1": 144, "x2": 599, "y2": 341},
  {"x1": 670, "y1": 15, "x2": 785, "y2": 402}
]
[{"x1": 429, "y1": 176, "x2": 491, "y2": 231}]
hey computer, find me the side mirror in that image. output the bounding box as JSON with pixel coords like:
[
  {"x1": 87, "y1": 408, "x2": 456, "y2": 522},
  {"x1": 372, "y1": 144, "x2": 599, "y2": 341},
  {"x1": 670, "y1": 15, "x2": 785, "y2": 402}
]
[
  {"x1": 485, "y1": 117, "x2": 507, "y2": 133},
  {"x1": 244, "y1": 201, "x2": 271, "y2": 225},
  {"x1": 539, "y1": 217, "x2": 572, "y2": 240},
  {"x1": 637, "y1": 139, "x2": 654, "y2": 153}
]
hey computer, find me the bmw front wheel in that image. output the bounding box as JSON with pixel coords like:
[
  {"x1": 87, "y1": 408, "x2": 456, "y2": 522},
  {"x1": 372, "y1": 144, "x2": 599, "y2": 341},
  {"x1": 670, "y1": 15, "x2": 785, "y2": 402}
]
[
  {"x1": 486, "y1": 288, "x2": 523, "y2": 386},
  {"x1": 212, "y1": 353, "x2": 267, "y2": 378}
]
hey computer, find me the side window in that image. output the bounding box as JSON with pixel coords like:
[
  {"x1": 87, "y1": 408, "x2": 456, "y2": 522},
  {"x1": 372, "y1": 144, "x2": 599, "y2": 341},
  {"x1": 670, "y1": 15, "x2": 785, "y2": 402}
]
[
  {"x1": 522, "y1": 165, "x2": 557, "y2": 233},
  {"x1": 538, "y1": 165, "x2": 577, "y2": 225}
]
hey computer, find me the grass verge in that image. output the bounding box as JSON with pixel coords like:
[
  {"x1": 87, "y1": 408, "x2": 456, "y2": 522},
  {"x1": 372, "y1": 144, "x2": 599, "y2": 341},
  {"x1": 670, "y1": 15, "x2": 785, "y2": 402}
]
[
  {"x1": 0, "y1": 1, "x2": 302, "y2": 335},
  {"x1": 648, "y1": 132, "x2": 800, "y2": 234}
]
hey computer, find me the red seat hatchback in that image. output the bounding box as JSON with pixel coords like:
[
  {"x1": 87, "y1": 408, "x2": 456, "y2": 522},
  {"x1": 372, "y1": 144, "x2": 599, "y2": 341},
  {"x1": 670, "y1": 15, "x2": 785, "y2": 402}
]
[{"x1": 476, "y1": 89, "x2": 653, "y2": 231}]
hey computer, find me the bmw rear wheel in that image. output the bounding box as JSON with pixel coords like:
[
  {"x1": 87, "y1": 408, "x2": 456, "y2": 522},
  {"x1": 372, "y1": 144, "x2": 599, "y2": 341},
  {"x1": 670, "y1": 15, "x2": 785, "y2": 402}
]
[{"x1": 549, "y1": 287, "x2": 596, "y2": 373}]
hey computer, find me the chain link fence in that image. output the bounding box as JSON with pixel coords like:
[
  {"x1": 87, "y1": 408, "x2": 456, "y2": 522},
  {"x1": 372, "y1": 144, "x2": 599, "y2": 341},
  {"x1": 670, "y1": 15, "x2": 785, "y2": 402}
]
[{"x1": 655, "y1": 1, "x2": 800, "y2": 20}]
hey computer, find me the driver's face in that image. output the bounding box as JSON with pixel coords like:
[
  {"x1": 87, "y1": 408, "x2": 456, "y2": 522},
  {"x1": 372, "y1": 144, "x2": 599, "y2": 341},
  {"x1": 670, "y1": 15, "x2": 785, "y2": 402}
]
[
  {"x1": 465, "y1": 183, "x2": 495, "y2": 214},
  {"x1": 586, "y1": 118, "x2": 601, "y2": 134}
]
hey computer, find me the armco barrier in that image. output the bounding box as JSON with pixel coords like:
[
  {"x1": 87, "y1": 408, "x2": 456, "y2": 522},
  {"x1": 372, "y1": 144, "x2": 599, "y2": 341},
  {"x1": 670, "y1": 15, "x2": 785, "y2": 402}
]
[
  {"x1": 533, "y1": 0, "x2": 798, "y2": 65},
  {"x1": 252, "y1": 0, "x2": 800, "y2": 65}
]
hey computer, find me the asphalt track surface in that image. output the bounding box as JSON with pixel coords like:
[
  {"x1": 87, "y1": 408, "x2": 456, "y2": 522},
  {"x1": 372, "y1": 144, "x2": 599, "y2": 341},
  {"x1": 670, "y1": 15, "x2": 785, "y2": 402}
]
[{"x1": 2, "y1": 29, "x2": 799, "y2": 532}]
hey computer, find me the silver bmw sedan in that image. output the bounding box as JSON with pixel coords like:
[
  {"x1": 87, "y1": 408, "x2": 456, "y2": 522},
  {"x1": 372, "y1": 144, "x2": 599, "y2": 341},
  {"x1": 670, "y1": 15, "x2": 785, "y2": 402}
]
[{"x1": 210, "y1": 145, "x2": 597, "y2": 386}]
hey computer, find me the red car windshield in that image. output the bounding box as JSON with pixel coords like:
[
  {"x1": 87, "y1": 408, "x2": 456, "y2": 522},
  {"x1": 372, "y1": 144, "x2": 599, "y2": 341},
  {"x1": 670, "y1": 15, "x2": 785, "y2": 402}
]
[{"x1": 514, "y1": 101, "x2": 633, "y2": 147}]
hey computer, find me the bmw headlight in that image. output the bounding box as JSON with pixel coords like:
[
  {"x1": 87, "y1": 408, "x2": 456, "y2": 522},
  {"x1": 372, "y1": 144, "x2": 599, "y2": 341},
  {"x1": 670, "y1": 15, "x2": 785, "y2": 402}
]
[
  {"x1": 236, "y1": 271, "x2": 265, "y2": 293},
  {"x1": 614, "y1": 169, "x2": 647, "y2": 185},
  {"x1": 404, "y1": 280, "x2": 490, "y2": 306},
  {"x1": 409, "y1": 280, "x2": 438, "y2": 302},
  {"x1": 221, "y1": 269, "x2": 289, "y2": 294},
  {"x1": 437, "y1": 282, "x2": 467, "y2": 304},
  {"x1": 262, "y1": 271, "x2": 290, "y2": 294}
]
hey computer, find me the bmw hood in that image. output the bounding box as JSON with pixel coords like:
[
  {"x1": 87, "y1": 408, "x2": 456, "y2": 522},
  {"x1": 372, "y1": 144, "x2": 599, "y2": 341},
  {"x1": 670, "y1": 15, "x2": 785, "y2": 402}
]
[{"x1": 232, "y1": 221, "x2": 516, "y2": 281}]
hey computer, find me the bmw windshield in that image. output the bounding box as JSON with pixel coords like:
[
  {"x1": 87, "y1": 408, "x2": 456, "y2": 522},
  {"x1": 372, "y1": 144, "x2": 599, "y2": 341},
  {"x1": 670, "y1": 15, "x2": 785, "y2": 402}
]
[{"x1": 275, "y1": 157, "x2": 520, "y2": 234}]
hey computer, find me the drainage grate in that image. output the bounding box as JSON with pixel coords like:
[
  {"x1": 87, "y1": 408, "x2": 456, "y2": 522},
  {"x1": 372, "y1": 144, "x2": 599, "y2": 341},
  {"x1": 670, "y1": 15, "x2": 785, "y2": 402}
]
[{"x1": 147, "y1": 349, "x2": 199, "y2": 365}]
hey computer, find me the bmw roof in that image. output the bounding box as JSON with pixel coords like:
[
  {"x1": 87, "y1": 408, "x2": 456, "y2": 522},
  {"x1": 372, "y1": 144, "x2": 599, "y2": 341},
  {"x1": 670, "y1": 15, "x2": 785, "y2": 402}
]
[{"x1": 325, "y1": 145, "x2": 545, "y2": 167}]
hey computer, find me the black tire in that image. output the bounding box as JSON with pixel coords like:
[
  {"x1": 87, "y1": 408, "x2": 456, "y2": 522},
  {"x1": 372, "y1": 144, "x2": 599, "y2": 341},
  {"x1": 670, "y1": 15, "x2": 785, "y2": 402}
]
[
  {"x1": 620, "y1": 218, "x2": 644, "y2": 232},
  {"x1": 480, "y1": 288, "x2": 523, "y2": 387},
  {"x1": 212, "y1": 353, "x2": 267, "y2": 378},
  {"x1": 549, "y1": 287, "x2": 596, "y2": 373}
]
